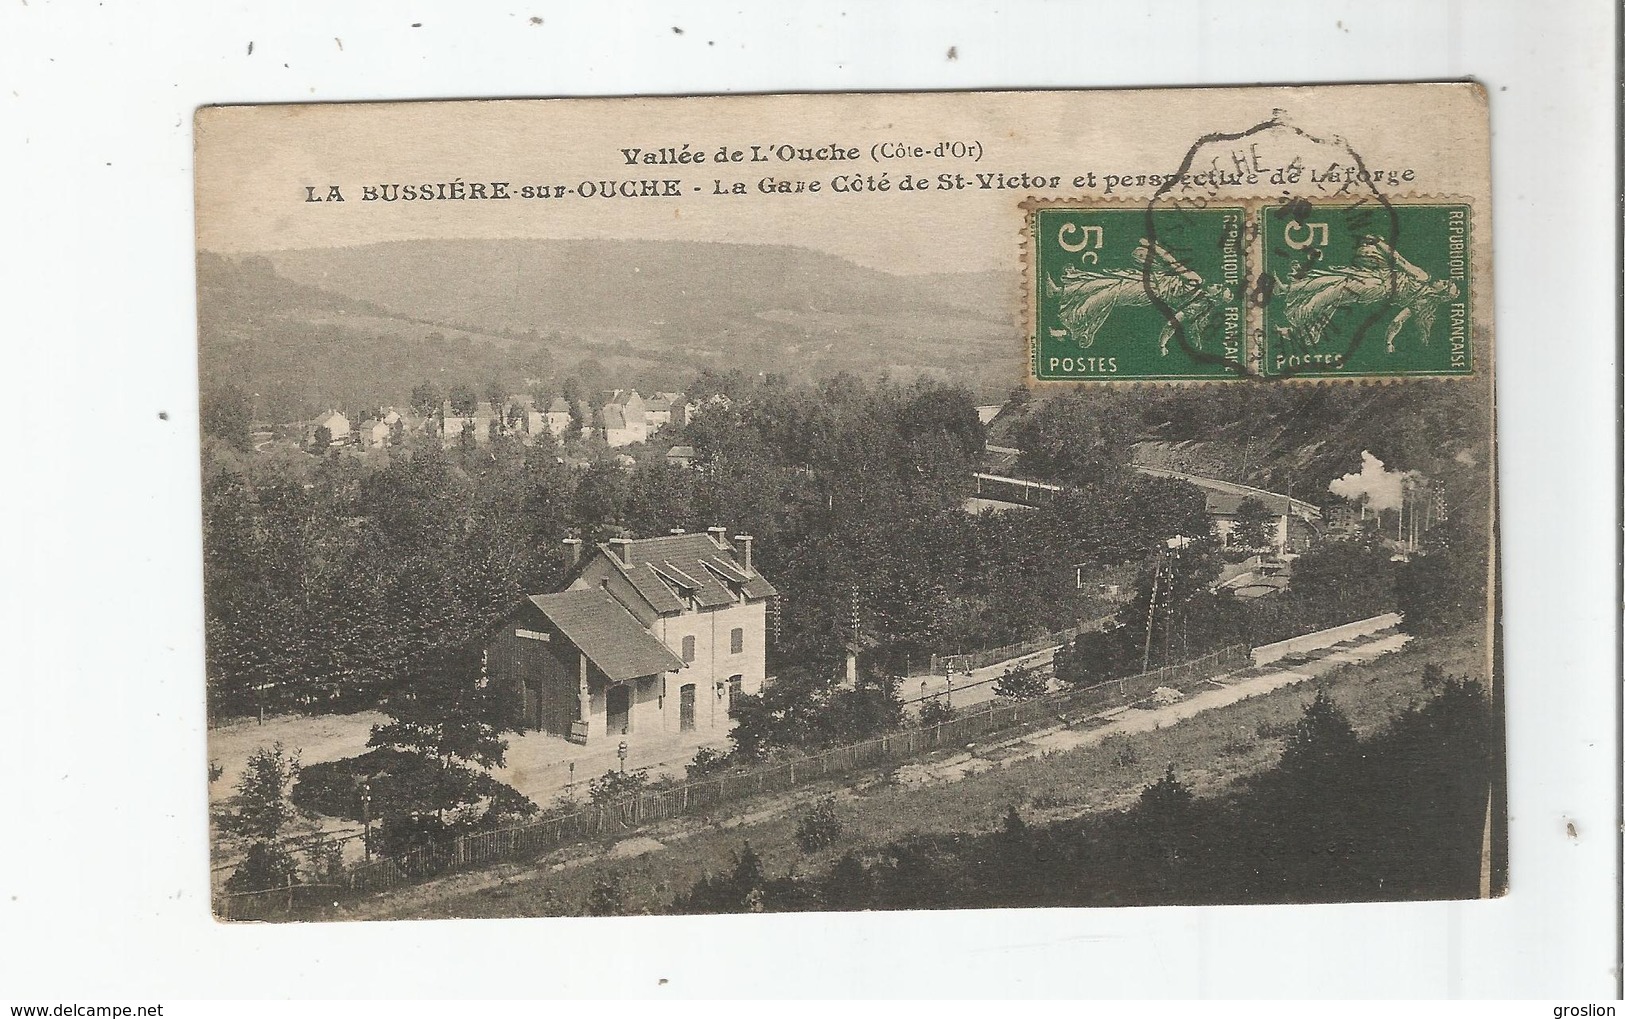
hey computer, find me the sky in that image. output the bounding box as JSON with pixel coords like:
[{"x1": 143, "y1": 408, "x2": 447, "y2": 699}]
[{"x1": 194, "y1": 85, "x2": 1490, "y2": 276}]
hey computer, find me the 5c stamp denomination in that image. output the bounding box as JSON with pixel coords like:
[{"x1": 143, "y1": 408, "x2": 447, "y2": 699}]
[
  {"x1": 1259, "y1": 201, "x2": 1473, "y2": 379},
  {"x1": 1031, "y1": 204, "x2": 1246, "y2": 382}
]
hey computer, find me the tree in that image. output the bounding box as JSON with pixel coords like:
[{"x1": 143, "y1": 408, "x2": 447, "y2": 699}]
[
  {"x1": 201, "y1": 384, "x2": 254, "y2": 453},
  {"x1": 310, "y1": 424, "x2": 332, "y2": 452},
  {"x1": 218, "y1": 742, "x2": 312, "y2": 891},
  {"x1": 560, "y1": 377, "x2": 586, "y2": 439},
  {"x1": 365, "y1": 645, "x2": 526, "y2": 826},
  {"x1": 1232, "y1": 497, "x2": 1275, "y2": 550},
  {"x1": 1286, "y1": 540, "x2": 1395, "y2": 618},
  {"x1": 484, "y1": 380, "x2": 507, "y2": 423},
  {"x1": 1276, "y1": 690, "x2": 1361, "y2": 788},
  {"x1": 1136, "y1": 765, "x2": 1196, "y2": 875},
  {"x1": 994, "y1": 662, "x2": 1048, "y2": 700},
  {"x1": 1013, "y1": 390, "x2": 1132, "y2": 486},
  {"x1": 794, "y1": 796, "x2": 844, "y2": 851},
  {"x1": 572, "y1": 461, "x2": 629, "y2": 536},
  {"x1": 918, "y1": 698, "x2": 955, "y2": 726},
  {"x1": 1395, "y1": 518, "x2": 1488, "y2": 636},
  {"x1": 587, "y1": 767, "x2": 650, "y2": 806},
  {"x1": 448, "y1": 383, "x2": 478, "y2": 418},
  {"x1": 584, "y1": 873, "x2": 627, "y2": 916},
  {"x1": 410, "y1": 381, "x2": 441, "y2": 417},
  {"x1": 670, "y1": 841, "x2": 769, "y2": 913}
]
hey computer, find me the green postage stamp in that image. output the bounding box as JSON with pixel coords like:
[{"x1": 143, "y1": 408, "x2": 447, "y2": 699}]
[
  {"x1": 1259, "y1": 202, "x2": 1473, "y2": 379},
  {"x1": 1030, "y1": 200, "x2": 1474, "y2": 382},
  {"x1": 1031, "y1": 205, "x2": 1247, "y2": 382}
]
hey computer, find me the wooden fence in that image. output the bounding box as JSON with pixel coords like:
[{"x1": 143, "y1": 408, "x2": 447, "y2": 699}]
[
  {"x1": 927, "y1": 616, "x2": 1112, "y2": 676},
  {"x1": 221, "y1": 643, "x2": 1248, "y2": 912}
]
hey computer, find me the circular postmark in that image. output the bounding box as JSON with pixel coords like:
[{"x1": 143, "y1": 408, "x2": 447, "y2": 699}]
[{"x1": 1144, "y1": 112, "x2": 1466, "y2": 381}]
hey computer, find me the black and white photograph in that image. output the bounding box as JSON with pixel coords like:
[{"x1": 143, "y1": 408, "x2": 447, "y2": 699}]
[
  {"x1": 195, "y1": 89, "x2": 1504, "y2": 922},
  {"x1": 3, "y1": 1, "x2": 1616, "y2": 1004}
]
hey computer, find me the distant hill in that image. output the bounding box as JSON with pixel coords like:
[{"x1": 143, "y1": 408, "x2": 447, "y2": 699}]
[{"x1": 198, "y1": 240, "x2": 1023, "y2": 421}]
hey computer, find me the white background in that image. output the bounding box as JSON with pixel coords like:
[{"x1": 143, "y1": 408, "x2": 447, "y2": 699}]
[{"x1": 0, "y1": 0, "x2": 1616, "y2": 1000}]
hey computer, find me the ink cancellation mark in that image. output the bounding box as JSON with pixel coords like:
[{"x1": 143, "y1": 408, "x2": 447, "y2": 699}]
[
  {"x1": 1258, "y1": 201, "x2": 1472, "y2": 379},
  {"x1": 1031, "y1": 205, "x2": 1246, "y2": 383}
]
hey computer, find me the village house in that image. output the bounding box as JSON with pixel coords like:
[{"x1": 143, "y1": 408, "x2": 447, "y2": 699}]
[
  {"x1": 1325, "y1": 498, "x2": 1366, "y2": 537},
  {"x1": 602, "y1": 390, "x2": 649, "y2": 447},
  {"x1": 309, "y1": 410, "x2": 351, "y2": 446},
  {"x1": 644, "y1": 391, "x2": 685, "y2": 432},
  {"x1": 485, "y1": 529, "x2": 776, "y2": 745},
  {"x1": 543, "y1": 397, "x2": 575, "y2": 438},
  {"x1": 441, "y1": 400, "x2": 496, "y2": 447},
  {"x1": 666, "y1": 445, "x2": 697, "y2": 469},
  {"x1": 1204, "y1": 491, "x2": 1317, "y2": 551},
  {"x1": 358, "y1": 417, "x2": 390, "y2": 448}
]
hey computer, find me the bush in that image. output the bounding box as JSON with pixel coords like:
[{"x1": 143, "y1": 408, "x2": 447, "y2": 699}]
[
  {"x1": 588, "y1": 767, "x2": 650, "y2": 806},
  {"x1": 687, "y1": 746, "x2": 734, "y2": 780},
  {"x1": 1255, "y1": 718, "x2": 1293, "y2": 741},
  {"x1": 584, "y1": 873, "x2": 626, "y2": 916},
  {"x1": 994, "y1": 663, "x2": 1049, "y2": 700},
  {"x1": 794, "y1": 795, "x2": 844, "y2": 852},
  {"x1": 1102, "y1": 732, "x2": 1139, "y2": 768},
  {"x1": 918, "y1": 699, "x2": 956, "y2": 726},
  {"x1": 225, "y1": 841, "x2": 300, "y2": 893},
  {"x1": 369, "y1": 813, "x2": 448, "y2": 859},
  {"x1": 293, "y1": 746, "x2": 537, "y2": 829}
]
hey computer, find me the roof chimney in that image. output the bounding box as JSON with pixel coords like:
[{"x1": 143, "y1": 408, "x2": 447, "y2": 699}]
[
  {"x1": 707, "y1": 525, "x2": 728, "y2": 547},
  {"x1": 735, "y1": 534, "x2": 754, "y2": 576},
  {"x1": 562, "y1": 537, "x2": 583, "y2": 567},
  {"x1": 607, "y1": 537, "x2": 632, "y2": 564}
]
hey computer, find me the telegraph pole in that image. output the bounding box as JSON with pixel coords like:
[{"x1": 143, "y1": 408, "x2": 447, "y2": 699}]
[{"x1": 1142, "y1": 554, "x2": 1162, "y2": 674}]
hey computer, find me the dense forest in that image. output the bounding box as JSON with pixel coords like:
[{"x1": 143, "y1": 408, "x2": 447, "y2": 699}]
[
  {"x1": 202, "y1": 370, "x2": 1216, "y2": 719},
  {"x1": 201, "y1": 367, "x2": 1494, "y2": 722}
]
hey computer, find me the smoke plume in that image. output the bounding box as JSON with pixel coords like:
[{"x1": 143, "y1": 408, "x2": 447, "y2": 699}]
[{"x1": 1328, "y1": 451, "x2": 1416, "y2": 512}]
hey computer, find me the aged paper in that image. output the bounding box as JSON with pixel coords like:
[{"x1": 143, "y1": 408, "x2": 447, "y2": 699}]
[{"x1": 196, "y1": 85, "x2": 1501, "y2": 920}]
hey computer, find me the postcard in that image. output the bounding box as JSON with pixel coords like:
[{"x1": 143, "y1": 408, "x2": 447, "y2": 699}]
[{"x1": 195, "y1": 84, "x2": 1501, "y2": 920}]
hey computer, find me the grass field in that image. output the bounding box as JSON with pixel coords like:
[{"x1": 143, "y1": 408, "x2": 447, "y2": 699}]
[{"x1": 332, "y1": 623, "x2": 1491, "y2": 920}]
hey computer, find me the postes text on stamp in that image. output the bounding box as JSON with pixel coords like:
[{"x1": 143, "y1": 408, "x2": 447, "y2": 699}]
[
  {"x1": 1259, "y1": 201, "x2": 1472, "y2": 379},
  {"x1": 1031, "y1": 204, "x2": 1246, "y2": 382}
]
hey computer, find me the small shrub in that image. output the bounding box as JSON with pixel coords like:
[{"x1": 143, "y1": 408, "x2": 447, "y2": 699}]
[
  {"x1": 687, "y1": 746, "x2": 733, "y2": 780},
  {"x1": 994, "y1": 663, "x2": 1049, "y2": 700},
  {"x1": 1218, "y1": 731, "x2": 1257, "y2": 756},
  {"x1": 584, "y1": 872, "x2": 626, "y2": 916},
  {"x1": 1102, "y1": 733, "x2": 1138, "y2": 768},
  {"x1": 225, "y1": 841, "x2": 300, "y2": 893},
  {"x1": 919, "y1": 699, "x2": 956, "y2": 726},
  {"x1": 1421, "y1": 662, "x2": 1446, "y2": 692},
  {"x1": 794, "y1": 795, "x2": 844, "y2": 852},
  {"x1": 369, "y1": 813, "x2": 446, "y2": 859},
  {"x1": 1255, "y1": 719, "x2": 1293, "y2": 741},
  {"x1": 1001, "y1": 805, "x2": 1028, "y2": 841},
  {"x1": 304, "y1": 835, "x2": 346, "y2": 885},
  {"x1": 588, "y1": 767, "x2": 650, "y2": 806}
]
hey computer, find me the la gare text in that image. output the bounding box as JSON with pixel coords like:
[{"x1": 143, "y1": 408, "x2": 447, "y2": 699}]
[{"x1": 303, "y1": 171, "x2": 1090, "y2": 206}]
